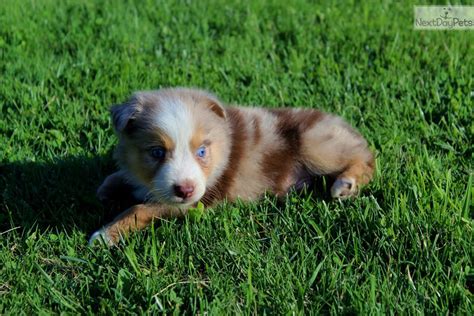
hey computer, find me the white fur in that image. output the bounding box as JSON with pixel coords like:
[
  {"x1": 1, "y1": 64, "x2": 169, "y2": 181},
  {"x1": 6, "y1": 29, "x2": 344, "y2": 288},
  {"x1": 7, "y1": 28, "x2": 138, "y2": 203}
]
[
  {"x1": 331, "y1": 177, "x2": 356, "y2": 198},
  {"x1": 154, "y1": 98, "x2": 194, "y2": 147},
  {"x1": 88, "y1": 228, "x2": 114, "y2": 246},
  {"x1": 151, "y1": 99, "x2": 206, "y2": 204}
]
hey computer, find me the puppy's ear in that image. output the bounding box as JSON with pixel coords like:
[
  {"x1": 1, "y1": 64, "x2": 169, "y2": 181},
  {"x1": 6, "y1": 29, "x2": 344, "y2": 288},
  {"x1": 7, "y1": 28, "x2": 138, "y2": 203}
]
[
  {"x1": 110, "y1": 96, "x2": 142, "y2": 133},
  {"x1": 204, "y1": 94, "x2": 226, "y2": 119}
]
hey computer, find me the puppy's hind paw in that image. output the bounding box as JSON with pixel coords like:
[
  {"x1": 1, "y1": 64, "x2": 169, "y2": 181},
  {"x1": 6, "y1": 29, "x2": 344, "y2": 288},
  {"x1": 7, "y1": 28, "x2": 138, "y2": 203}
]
[
  {"x1": 331, "y1": 177, "x2": 357, "y2": 199},
  {"x1": 88, "y1": 228, "x2": 115, "y2": 247}
]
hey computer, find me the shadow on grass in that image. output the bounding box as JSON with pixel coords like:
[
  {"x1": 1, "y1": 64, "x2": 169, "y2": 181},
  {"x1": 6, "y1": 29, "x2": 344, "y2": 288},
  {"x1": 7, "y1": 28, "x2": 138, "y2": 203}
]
[
  {"x1": 0, "y1": 154, "x2": 339, "y2": 238},
  {"x1": 0, "y1": 152, "x2": 124, "y2": 236}
]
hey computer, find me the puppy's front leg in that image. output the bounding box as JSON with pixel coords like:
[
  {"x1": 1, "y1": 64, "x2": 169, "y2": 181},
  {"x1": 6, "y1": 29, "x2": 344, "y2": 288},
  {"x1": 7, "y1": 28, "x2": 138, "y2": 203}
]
[
  {"x1": 96, "y1": 171, "x2": 144, "y2": 212},
  {"x1": 89, "y1": 204, "x2": 187, "y2": 246}
]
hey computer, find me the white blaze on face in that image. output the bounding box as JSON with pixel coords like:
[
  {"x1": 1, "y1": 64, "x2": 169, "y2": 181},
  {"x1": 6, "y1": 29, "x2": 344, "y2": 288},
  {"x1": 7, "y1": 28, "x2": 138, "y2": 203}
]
[{"x1": 153, "y1": 99, "x2": 206, "y2": 204}]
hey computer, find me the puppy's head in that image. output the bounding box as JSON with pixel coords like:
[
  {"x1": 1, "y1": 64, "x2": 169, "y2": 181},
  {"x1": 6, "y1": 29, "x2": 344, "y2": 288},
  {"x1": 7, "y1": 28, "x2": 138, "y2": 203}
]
[{"x1": 112, "y1": 88, "x2": 230, "y2": 206}]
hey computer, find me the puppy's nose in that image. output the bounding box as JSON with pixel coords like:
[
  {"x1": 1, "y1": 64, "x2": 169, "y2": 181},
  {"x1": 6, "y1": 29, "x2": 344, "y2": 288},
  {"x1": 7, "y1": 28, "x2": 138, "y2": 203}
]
[{"x1": 173, "y1": 183, "x2": 195, "y2": 199}]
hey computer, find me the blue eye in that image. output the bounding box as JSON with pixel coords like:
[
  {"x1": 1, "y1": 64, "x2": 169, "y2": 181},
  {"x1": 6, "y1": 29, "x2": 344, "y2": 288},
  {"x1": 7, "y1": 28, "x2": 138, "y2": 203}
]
[
  {"x1": 196, "y1": 146, "x2": 206, "y2": 158},
  {"x1": 150, "y1": 147, "x2": 166, "y2": 159}
]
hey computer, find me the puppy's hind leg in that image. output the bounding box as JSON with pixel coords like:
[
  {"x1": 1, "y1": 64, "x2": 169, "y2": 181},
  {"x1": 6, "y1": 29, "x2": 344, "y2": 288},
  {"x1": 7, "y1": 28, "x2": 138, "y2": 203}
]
[
  {"x1": 300, "y1": 115, "x2": 375, "y2": 198},
  {"x1": 330, "y1": 159, "x2": 374, "y2": 198}
]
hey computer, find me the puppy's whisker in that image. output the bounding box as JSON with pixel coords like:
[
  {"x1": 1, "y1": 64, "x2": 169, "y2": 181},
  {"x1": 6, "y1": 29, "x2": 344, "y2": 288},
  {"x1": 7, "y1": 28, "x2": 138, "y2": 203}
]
[{"x1": 146, "y1": 188, "x2": 167, "y2": 199}]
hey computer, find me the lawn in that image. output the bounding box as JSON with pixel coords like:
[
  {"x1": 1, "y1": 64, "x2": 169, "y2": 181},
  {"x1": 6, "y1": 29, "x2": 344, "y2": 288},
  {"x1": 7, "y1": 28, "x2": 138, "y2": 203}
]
[{"x1": 0, "y1": 0, "x2": 472, "y2": 314}]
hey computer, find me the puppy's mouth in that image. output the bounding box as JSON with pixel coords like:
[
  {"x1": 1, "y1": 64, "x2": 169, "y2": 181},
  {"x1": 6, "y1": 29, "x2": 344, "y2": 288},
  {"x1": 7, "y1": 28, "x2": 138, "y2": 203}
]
[
  {"x1": 170, "y1": 196, "x2": 198, "y2": 205},
  {"x1": 149, "y1": 191, "x2": 203, "y2": 206}
]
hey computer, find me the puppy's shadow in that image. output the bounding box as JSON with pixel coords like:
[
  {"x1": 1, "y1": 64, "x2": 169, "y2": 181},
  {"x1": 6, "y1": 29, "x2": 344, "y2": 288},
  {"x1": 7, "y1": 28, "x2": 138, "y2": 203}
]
[
  {"x1": 0, "y1": 153, "x2": 122, "y2": 234},
  {"x1": 0, "y1": 154, "x2": 337, "y2": 236}
]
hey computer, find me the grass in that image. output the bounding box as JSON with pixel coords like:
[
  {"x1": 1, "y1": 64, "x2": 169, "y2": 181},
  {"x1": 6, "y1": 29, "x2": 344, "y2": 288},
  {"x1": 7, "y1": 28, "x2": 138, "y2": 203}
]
[{"x1": 0, "y1": 0, "x2": 472, "y2": 313}]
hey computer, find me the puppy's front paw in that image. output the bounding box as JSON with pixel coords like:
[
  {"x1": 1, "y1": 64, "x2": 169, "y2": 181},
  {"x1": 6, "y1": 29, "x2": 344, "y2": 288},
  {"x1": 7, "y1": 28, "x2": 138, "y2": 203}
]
[
  {"x1": 88, "y1": 228, "x2": 116, "y2": 246},
  {"x1": 331, "y1": 177, "x2": 357, "y2": 199}
]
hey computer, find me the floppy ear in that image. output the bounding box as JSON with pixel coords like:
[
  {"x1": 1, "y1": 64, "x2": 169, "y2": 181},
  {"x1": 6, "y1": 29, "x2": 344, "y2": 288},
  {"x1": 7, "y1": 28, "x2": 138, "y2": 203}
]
[
  {"x1": 110, "y1": 96, "x2": 141, "y2": 133},
  {"x1": 204, "y1": 94, "x2": 226, "y2": 119}
]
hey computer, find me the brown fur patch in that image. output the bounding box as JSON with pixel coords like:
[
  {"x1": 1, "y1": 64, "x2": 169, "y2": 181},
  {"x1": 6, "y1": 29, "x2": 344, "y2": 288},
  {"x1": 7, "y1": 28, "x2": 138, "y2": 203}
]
[
  {"x1": 186, "y1": 89, "x2": 226, "y2": 119},
  {"x1": 261, "y1": 151, "x2": 295, "y2": 195},
  {"x1": 202, "y1": 108, "x2": 247, "y2": 205},
  {"x1": 124, "y1": 146, "x2": 155, "y2": 185},
  {"x1": 104, "y1": 203, "x2": 186, "y2": 243},
  {"x1": 206, "y1": 99, "x2": 226, "y2": 119},
  {"x1": 189, "y1": 127, "x2": 214, "y2": 177},
  {"x1": 195, "y1": 145, "x2": 213, "y2": 178},
  {"x1": 150, "y1": 129, "x2": 175, "y2": 151},
  {"x1": 260, "y1": 109, "x2": 323, "y2": 194},
  {"x1": 189, "y1": 126, "x2": 205, "y2": 150},
  {"x1": 116, "y1": 126, "x2": 178, "y2": 188},
  {"x1": 269, "y1": 109, "x2": 324, "y2": 148}
]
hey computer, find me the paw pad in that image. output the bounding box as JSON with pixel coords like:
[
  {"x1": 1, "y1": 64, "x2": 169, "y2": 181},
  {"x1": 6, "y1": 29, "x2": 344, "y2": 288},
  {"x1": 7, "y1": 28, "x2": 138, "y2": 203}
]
[
  {"x1": 331, "y1": 177, "x2": 357, "y2": 199},
  {"x1": 88, "y1": 229, "x2": 114, "y2": 246}
]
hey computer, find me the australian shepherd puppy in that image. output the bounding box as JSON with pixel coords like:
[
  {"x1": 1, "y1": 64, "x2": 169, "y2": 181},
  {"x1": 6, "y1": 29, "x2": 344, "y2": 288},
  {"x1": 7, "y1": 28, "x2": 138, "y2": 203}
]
[{"x1": 89, "y1": 88, "x2": 374, "y2": 245}]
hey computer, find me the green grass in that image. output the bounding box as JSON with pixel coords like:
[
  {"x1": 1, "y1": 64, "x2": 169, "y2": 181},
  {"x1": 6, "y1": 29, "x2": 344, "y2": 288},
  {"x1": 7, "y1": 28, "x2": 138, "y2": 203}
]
[{"x1": 0, "y1": 0, "x2": 472, "y2": 313}]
